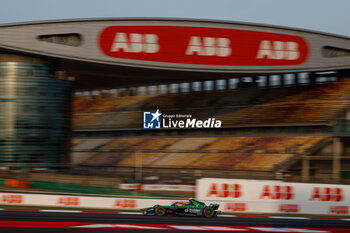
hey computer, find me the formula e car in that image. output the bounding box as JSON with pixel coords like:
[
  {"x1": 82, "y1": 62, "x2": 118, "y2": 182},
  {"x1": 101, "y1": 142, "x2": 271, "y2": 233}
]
[{"x1": 140, "y1": 198, "x2": 220, "y2": 218}]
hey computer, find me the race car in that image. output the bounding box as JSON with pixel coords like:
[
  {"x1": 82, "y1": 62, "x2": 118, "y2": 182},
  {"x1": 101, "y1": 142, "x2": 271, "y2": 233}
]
[{"x1": 140, "y1": 198, "x2": 220, "y2": 218}]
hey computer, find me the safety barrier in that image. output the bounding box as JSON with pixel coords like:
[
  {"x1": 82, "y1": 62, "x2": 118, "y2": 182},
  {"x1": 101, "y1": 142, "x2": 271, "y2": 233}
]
[
  {"x1": 0, "y1": 190, "x2": 348, "y2": 216},
  {"x1": 197, "y1": 178, "x2": 350, "y2": 215},
  {"x1": 1, "y1": 178, "x2": 350, "y2": 216},
  {"x1": 0, "y1": 192, "x2": 180, "y2": 209}
]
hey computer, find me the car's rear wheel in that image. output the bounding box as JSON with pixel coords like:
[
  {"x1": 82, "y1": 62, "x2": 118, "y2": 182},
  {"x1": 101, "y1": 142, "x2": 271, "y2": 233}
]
[
  {"x1": 155, "y1": 206, "x2": 166, "y2": 216},
  {"x1": 203, "y1": 207, "x2": 214, "y2": 218}
]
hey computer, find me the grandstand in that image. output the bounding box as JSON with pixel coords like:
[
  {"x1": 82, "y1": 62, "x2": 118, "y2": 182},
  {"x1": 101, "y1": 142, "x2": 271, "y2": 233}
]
[
  {"x1": 72, "y1": 77, "x2": 350, "y2": 183},
  {"x1": 73, "y1": 78, "x2": 350, "y2": 129},
  {"x1": 71, "y1": 134, "x2": 332, "y2": 181},
  {"x1": 0, "y1": 18, "x2": 350, "y2": 192}
]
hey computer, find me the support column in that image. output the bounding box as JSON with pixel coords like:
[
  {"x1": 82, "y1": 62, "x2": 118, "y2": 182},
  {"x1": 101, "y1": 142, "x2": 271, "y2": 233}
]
[
  {"x1": 188, "y1": 82, "x2": 193, "y2": 92},
  {"x1": 128, "y1": 87, "x2": 135, "y2": 96},
  {"x1": 176, "y1": 83, "x2": 180, "y2": 93},
  {"x1": 266, "y1": 76, "x2": 270, "y2": 87},
  {"x1": 225, "y1": 79, "x2": 229, "y2": 90},
  {"x1": 213, "y1": 80, "x2": 218, "y2": 91},
  {"x1": 222, "y1": 79, "x2": 227, "y2": 90},
  {"x1": 133, "y1": 87, "x2": 139, "y2": 96},
  {"x1": 301, "y1": 155, "x2": 310, "y2": 182},
  {"x1": 155, "y1": 85, "x2": 160, "y2": 95},
  {"x1": 296, "y1": 73, "x2": 300, "y2": 85},
  {"x1": 333, "y1": 137, "x2": 342, "y2": 183},
  {"x1": 166, "y1": 84, "x2": 171, "y2": 94},
  {"x1": 309, "y1": 72, "x2": 316, "y2": 86},
  {"x1": 290, "y1": 74, "x2": 296, "y2": 86},
  {"x1": 145, "y1": 86, "x2": 150, "y2": 95}
]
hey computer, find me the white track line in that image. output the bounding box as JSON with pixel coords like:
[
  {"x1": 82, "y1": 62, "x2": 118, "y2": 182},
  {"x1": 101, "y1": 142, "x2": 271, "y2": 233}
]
[
  {"x1": 119, "y1": 212, "x2": 142, "y2": 215},
  {"x1": 40, "y1": 210, "x2": 83, "y2": 213},
  {"x1": 270, "y1": 216, "x2": 309, "y2": 220}
]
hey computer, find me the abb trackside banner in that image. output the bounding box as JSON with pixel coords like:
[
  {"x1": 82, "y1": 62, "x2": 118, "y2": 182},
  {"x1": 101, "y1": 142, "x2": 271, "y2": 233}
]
[
  {"x1": 99, "y1": 26, "x2": 309, "y2": 66},
  {"x1": 196, "y1": 178, "x2": 350, "y2": 215},
  {"x1": 0, "y1": 192, "x2": 180, "y2": 210},
  {"x1": 1, "y1": 184, "x2": 350, "y2": 215}
]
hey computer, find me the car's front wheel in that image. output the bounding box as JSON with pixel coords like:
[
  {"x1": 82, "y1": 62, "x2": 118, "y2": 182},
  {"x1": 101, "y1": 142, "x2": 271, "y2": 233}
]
[{"x1": 154, "y1": 206, "x2": 166, "y2": 216}]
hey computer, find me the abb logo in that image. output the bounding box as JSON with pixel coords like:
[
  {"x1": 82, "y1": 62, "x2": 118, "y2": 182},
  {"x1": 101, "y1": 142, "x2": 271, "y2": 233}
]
[
  {"x1": 1, "y1": 194, "x2": 23, "y2": 204},
  {"x1": 186, "y1": 36, "x2": 231, "y2": 57},
  {"x1": 256, "y1": 40, "x2": 300, "y2": 60},
  {"x1": 225, "y1": 203, "x2": 247, "y2": 212},
  {"x1": 206, "y1": 183, "x2": 242, "y2": 198},
  {"x1": 259, "y1": 185, "x2": 294, "y2": 200},
  {"x1": 114, "y1": 199, "x2": 136, "y2": 208},
  {"x1": 99, "y1": 26, "x2": 308, "y2": 66},
  {"x1": 310, "y1": 187, "x2": 344, "y2": 202},
  {"x1": 278, "y1": 204, "x2": 299, "y2": 213},
  {"x1": 57, "y1": 197, "x2": 80, "y2": 206},
  {"x1": 329, "y1": 206, "x2": 349, "y2": 215},
  {"x1": 111, "y1": 33, "x2": 159, "y2": 53}
]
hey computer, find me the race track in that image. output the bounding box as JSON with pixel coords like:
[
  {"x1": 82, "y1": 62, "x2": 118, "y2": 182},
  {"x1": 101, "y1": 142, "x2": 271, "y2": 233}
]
[{"x1": 0, "y1": 210, "x2": 350, "y2": 232}]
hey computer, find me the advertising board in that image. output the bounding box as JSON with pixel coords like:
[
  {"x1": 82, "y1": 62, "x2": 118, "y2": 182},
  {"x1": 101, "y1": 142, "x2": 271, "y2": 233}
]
[
  {"x1": 99, "y1": 26, "x2": 309, "y2": 66},
  {"x1": 196, "y1": 178, "x2": 350, "y2": 215}
]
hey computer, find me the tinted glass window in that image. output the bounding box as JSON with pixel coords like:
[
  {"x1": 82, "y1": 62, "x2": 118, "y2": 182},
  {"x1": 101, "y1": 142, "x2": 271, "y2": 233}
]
[{"x1": 38, "y1": 33, "x2": 82, "y2": 47}]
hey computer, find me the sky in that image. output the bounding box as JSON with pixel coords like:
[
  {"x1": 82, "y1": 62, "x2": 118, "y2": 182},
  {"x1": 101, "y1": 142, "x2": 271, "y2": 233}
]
[{"x1": 0, "y1": 0, "x2": 349, "y2": 37}]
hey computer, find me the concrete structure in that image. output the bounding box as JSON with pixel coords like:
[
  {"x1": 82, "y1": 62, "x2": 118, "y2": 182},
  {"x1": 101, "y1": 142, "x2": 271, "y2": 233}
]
[
  {"x1": 0, "y1": 18, "x2": 349, "y2": 170},
  {"x1": 0, "y1": 18, "x2": 349, "y2": 90}
]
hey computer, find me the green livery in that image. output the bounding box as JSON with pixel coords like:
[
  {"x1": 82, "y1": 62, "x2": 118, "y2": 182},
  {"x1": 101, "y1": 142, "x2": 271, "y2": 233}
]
[{"x1": 140, "y1": 198, "x2": 220, "y2": 218}]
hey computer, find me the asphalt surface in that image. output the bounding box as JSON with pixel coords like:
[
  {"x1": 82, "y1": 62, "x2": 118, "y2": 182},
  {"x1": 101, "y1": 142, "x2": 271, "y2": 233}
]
[{"x1": 1, "y1": 210, "x2": 350, "y2": 232}]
